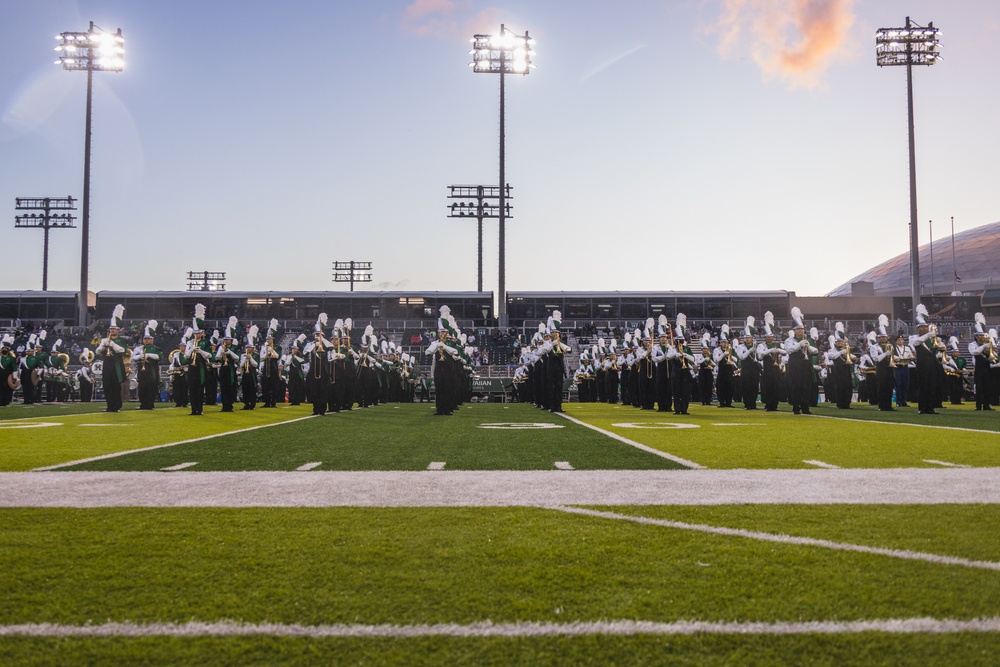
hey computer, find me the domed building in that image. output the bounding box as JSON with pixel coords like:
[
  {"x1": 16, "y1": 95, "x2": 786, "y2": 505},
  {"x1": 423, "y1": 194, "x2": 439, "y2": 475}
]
[{"x1": 828, "y1": 220, "x2": 1000, "y2": 300}]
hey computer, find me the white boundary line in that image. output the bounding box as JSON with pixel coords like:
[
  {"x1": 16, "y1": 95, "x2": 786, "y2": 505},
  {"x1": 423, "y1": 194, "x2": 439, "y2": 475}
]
[
  {"x1": 32, "y1": 416, "x2": 317, "y2": 471},
  {"x1": 547, "y1": 505, "x2": 1000, "y2": 571},
  {"x1": 554, "y1": 412, "x2": 705, "y2": 469},
  {"x1": 161, "y1": 462, "x2": 199, "y2": 472},
  {"x1": 1, "y1": 617, "x2": 998, "y2": 638},
  {"x1": 924, "y1": 460, "x2": 971, "y2": 469},
  {"x1": 810, "y1": 413, "x2": 1000, "y2": 436}
]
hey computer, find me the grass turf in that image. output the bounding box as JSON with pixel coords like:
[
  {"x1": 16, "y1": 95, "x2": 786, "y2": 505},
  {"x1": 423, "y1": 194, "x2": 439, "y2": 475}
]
[
  {"x1": 55, "y1": 403, "x2": 686, "y2": 472},
  {"x1": 1, "y1": 505, "x2": 998, "y2": 665},
  {"x1": 564, "y1": 402, "x2": 1000, "y2": 469}
]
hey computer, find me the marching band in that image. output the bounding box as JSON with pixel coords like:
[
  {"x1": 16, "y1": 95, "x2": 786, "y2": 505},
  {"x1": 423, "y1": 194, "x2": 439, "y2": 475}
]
[{"x1": 2, "y1": 302, "x2": 999, "y2": 417}]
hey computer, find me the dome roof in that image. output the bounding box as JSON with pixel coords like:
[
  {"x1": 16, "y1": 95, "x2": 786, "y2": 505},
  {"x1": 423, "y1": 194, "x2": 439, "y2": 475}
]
[{"x1": 828, "y1": 220, "x2": 1000, "y2": 296}]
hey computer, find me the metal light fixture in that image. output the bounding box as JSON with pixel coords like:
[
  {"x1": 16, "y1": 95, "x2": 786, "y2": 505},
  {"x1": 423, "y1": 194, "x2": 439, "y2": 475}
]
[{"x1": 54, "y1": 22, "x2": 125, "y2": 326}]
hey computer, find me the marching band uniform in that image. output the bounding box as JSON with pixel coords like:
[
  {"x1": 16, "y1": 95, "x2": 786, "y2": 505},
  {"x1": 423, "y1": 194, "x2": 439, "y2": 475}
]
[
  {"x1": 239, "y1": 326, "x2": 260, "y2": 410},
  {"x1": 713, "y1": 325, "x2": 736, "y2": 408},
  {"x1": 305, "y1": 315, "x2": 332, "y2": 415},
  {"x1": 0, "y1": 334, "x2": 17, "y2": 406},
  {"x1": 260, "y1": 319, "x2": 282, "y2": 408},
  {"x1": 426, "y1": 307, "x2": 459, "y2": 416},
  {"x1": 870, "y1": 316, "x2": 895, "y2": 411},
  {"x1": 827, "y1": 323, "x2": 854, "y2": 409},
  {"x1": 544, "y1": 312, "x2": 570, "y2": 413},
  {"x1": 636, "y1": 318, "x2": 655, "y2": 411},
  {"x1": 945, "y1": 339, "x2": 965, "y2": 405},
  {"x1": 133, "y1": 320, "x2": 162, "y2": 410},
  {"x1": 736, "y1": 317, "x2": 760, "y2": 410},
  {"x1": 169, "y1": 331, "x2": 190, "y2": 408},
  {"x1": 784, "y1": 308, "x2": 816, "y2": 415},
  {"x1": 216, "y1": 318, "x2": 241, "y2": 413},
  {"x1": 184, "y1": 306, "x2": 214, "y2": 416},
  {"x1": 694, "y1": 332, "x2": 715, "y2": 406},
  {"x1": 970, "y1": 314, "x2": 996, "y2": 411},
  {"x1": 758, "y1": 313, "x2": 786, "y2": 412},
  {"x1": 75, "y1": 349, "x2": 95, "y2": 403},
  {"x1": 893, "y1": 335, "x2": 914, "y2": 407},
  {"x1": 666, "y1": 321, "x2": 695, "y2": 415},
  {"x1": 95, "y1": 306, "x2": 128, "y2": 412},
  {"x1": 604, "y1": 343, "x2": 620, "y2": 404},
  {"x1": 910, "y1": 304, "x2": 942, "y2": 415},
  {"x1": 652, "y1": 315, "x2": 673, "y2": 413},
  {"x1": 287, "y1": 334, "x2": 307, "y2": 406}
]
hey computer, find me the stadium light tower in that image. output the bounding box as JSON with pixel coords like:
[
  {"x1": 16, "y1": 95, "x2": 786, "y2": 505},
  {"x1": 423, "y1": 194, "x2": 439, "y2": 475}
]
[
  {"x1": 876, "y1": 17, "x2": 940, "y2": 321},
  {"x1": 54, "y1": 21, "x2": 125, "y2": 327},
  {"x1": 469, "y1": 25, "x2": 534, "y2": 329},
  {"x1": 14, "y1": 197, "x2": 77, "y2": 291}
]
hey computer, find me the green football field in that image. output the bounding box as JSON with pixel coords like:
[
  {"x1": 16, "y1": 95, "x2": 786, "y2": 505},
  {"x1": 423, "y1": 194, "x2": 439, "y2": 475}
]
[{"x1": 1, "y1": 399, "x2": 999, "y2": 665}]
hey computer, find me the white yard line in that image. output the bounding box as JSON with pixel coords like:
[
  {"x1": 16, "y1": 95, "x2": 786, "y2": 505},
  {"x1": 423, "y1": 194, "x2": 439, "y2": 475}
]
[
  {"x1": 427, "y1": 462, "x2": 447, "y2": 470},
  {"x1": 1, "y1": 617, "x2": 998, "y2": 638},
  {"x1": 554, "y1": 461, "x2": 575, "y2": 470},
  {"x1": 296, "y1": 462, "x2": 323, "y2": 471},
  {"x1": 803, "y1": 460, "x2": 841, "y2": 469},
  {"x1": 553, "y1": 412, "x2": 705, "y2": 469},
  {"x1": 161, "y1": 462, "x2": 199, "y2": 472},
  {"x1": 924, "y1": 460, "x2": 971, "y2": 468},
  {"x1": 32, "y1": 415, "x2": 317, "y2": 471},
  {"x1": 810, "y1": 413, "x2": 1000, "y2": 436},
  {"x1": 548, "y1": 505, "x2": 1000, "y2": 572}
]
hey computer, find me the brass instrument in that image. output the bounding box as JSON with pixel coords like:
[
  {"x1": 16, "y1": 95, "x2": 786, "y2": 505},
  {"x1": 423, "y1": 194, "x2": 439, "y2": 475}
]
[
  {"x1": 842, "y1": 340, "x2": 853, "y2": 365},
  {"x1": 989, "y1": 337, "x2": 999, "y2": 363},
  {"x1": 79, "y1": 349, "x2": 95, "y2": 364},
  {"x1": 885, "y1": 343, "x2": 896, "y2": 368},
  {"x1": 56, "y1": 352, "x2": 70, "y2": 368}
]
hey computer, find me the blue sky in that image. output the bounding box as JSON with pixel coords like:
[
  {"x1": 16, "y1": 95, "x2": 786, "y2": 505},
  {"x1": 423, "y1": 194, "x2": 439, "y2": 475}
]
[{"x1": 2, "y1": 0, "x2": 998, "y2": 302}]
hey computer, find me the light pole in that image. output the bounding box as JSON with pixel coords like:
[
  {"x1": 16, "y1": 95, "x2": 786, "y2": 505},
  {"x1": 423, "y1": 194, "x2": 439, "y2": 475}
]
[
  {"x1": 14, "y1": 196, "x2": 77, "y2": 290},
  {"x1": 447, "y1": 184, "x2": 513, "y2": 293},
  {"x1": 876, "y1": 18, "x2": 940, "y2": 321},
  {"x1": 333, "y1": 261, "x2": 372, "y2": 292},
  {"x1": 54, "y1": 22, "x2": 125, "y2": 327},
  {"x1": 469, "y1": 25, "x2": 534, "y2": 329}
]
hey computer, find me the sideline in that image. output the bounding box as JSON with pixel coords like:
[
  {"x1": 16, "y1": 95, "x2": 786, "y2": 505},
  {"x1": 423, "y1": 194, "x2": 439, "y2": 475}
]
[
  {"x1": 1, "y1": 617, "x2": 999, "y2": 638},
  {"x1": 554, "y1": 411, "x2": 705, "y2": 469},
  {"x1": 32, "y1": 415, "x2": 317, "y2": 471},
  {"x1": 810, "y1": 412, "x2": 1000, "y2": 435}
]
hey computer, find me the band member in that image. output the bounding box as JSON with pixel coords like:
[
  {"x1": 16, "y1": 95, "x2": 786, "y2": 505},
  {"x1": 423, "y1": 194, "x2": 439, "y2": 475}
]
[
  {"x1": 713, "y1": 325, "x2": 737, "y2": 408},
  {"x1": 650, "y1": 315, "x2": 673, "y2": 413},
  {"x1": 970, "y1": 313, "x2": 996, "y2": 410},
  {"x1": 260, "y1": 318, "x2": 281, "y2": 408},
  {"x1": 287, "y1": 334, "x2": 307, "y2": 406},
  {"x1": 667, "y1": 320, "x2": 695, "y2": 415},
  {"x1": 736, "y1": 317, "x2": 761, "y2": 410},
  {"x1": 0, "y1": 333, "x2": 18, "y2": 406},
  {"x1": 357, "y1": 324, "x2": 379, "y2": 409},
  {"x1": 95, "y1": 305, "x2": 128, "y2": 412},
  {"x1": 203, "y1": 330, "x2": 220, "y2": 407},
  {"x1": 305, "y1": 314, "x2": 331, "y2": 415},
  {"x1": 327, "y1": 320, "x2": 348, "y2": 413},
  {"x1": 183, "y1": 304, "x2": 213, "y2": 416},
  {"x1": 695, "y1": 332, "x2": 715, "y2": 406},
  {"x1": 758, "y1": 312, "x2": 786, "y2": 412},
  {"x1": 893, "y1": 334, "x2": 914, "y2": 407},
  {"x1": 132, "y1": 320, "x2": 162, "y2": 410},
  {"x1": 240, "y1": 325, "x2": 260, "y2": 410},
  {"x1": 427, "y1": 308, "x2": 459, "y2": 416},
  {"x1": 73, "y1": 348, "x2": 95, "y2": 403},
  {"x1": 168, "y1": 331, "x2": 190, "y2": 408},
  {"x1": 545, "y1": 312, "x2": 570, "y2": 413},
  {"x1": 604, "y1": 341, "x2": 620, "y2": 404},
  {"x1": 945, "y1": 337, "x2": 965, "y2": 405},
  {"x1": 868, "y1": 316, "x2": 895, "y2": 411},
  {"x1": 46, "y1": 338, "x2": 71, "y2": 402},
  {"x1": 826, "y1": 324, "x2": 855, "y2": 409},
  {"x1": 216, "y1": 317, "x2": 241, "y2": 412},
  {"x1": 784, "y1": 307, "x2": 817, "y2": 415},
  {"x1": 910, "y1": 304, "x2": 943, "y2": 415}
]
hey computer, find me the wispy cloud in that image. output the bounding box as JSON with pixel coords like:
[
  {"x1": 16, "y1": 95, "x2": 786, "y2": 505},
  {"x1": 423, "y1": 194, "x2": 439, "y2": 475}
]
[
  {"x1": 581, "y1": 44, "x2": 647, "y2": 83},
  {"x1": 710, "y1": 0, "x2": 856, "y2": 89}
]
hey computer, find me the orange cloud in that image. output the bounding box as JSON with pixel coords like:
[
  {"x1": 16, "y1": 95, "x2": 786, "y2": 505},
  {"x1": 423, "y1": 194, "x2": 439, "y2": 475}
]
[{"x1": 712, "y1": 0, "x2": 856, "y2": 88}]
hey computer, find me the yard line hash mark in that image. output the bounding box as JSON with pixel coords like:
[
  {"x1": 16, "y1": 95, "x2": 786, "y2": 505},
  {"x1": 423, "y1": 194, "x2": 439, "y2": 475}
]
[
  {"x1": 296, "y1": 462, "x2": 323, "y2": 471},
  {"x1": 161, "y1": 462, "x2": 198, "y2": 471},
  {"x1": 804, "y1": 460, "x2": 840, "y2": 469},
  {"x1": 554, "y1": 462, "x2": 575, "y2": 470},
  {"x1": 923, "y1": 460, "x2": 971, "y2": 468},
  {"x1": 427, "y1": 462, "x2": 446, "y2": 470}
]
